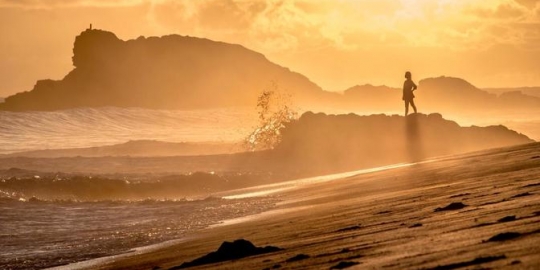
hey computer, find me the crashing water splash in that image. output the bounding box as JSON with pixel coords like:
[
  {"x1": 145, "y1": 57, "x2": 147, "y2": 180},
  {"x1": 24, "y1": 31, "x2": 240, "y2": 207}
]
[{"x1": 245, "y1": 82, "x2": 298, "y2": 151}]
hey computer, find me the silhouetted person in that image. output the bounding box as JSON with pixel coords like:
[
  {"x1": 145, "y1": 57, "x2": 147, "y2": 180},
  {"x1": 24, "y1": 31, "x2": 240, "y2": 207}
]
[{"x1": 402, "y1": 71, "x2": 417, "y2": 116}]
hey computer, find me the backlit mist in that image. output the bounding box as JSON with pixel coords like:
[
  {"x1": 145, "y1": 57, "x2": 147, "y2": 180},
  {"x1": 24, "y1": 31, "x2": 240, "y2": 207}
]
[{"x1": 1, "y1": 0, "x2": 540, "y2": 97}]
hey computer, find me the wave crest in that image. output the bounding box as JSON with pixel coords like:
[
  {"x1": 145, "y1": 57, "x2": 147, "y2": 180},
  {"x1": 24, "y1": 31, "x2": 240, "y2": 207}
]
[
  {"x1": 0, "y1": 107, "x2": 255, "y2": 154},
  {"x1": 0, "y1": 172, "x2": 267, "y2": 202}
]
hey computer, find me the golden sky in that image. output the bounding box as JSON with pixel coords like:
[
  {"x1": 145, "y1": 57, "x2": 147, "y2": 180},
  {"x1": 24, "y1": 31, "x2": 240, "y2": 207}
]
[{"x1": 1, "y1": 0, "x2": 539, "y2": 97}]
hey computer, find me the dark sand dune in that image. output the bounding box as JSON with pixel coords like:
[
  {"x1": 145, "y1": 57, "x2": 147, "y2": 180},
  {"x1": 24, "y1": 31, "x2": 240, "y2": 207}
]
[{"x1": 89, "y1": 142, "x2": 540, "y2": 270}]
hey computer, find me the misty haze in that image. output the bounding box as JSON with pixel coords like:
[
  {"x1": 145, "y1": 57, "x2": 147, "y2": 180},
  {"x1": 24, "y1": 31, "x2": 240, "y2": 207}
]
[{"x1": 1, "y1": 1, "x2": 539, "y2": 270}]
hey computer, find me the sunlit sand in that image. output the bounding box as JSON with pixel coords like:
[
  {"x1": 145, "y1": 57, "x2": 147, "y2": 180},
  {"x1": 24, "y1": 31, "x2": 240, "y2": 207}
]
[
  {"x1": 2, "y1": 3, "x2": 540, "y2": 269},
  {"x1": 86, "y1": 143, "x2": 540, "y2": 269},
  {"x1": 221, "y1": 162, "x2": 422, "y2": 200}
]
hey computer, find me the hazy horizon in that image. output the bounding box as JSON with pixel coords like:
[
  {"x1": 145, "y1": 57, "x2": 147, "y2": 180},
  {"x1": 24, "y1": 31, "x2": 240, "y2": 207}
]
[
  {"x1": 2, "y1": 2, "x2": 540, "y2": 270},
  {"x1": 1, "y1": 0, "x2": 540, "y2": 97}
]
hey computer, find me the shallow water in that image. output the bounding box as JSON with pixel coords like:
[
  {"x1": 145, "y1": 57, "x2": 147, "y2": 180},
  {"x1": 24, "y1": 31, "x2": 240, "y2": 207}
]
[
  {"x1": 0, "y1": 106, "x2": 277, "y2": 269},
  {"x1": 0, "y1": 197, "x2": 277, "y2": 270}
]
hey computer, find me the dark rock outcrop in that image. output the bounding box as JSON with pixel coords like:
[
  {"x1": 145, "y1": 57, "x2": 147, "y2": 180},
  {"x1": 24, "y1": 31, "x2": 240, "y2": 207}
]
[
  {"x1": 171, "y1": 239, "x2": 283, "y2": 269},
  {"x1": 3, "y1": 29, "x2": 539, "y2": 113},
  {"x1": 434, "y1": 202, "x2": 467, "y2": 212},
  {"x1": 262, "y1": 112, "x2": 533, "y2": 173},
  {"x1": 486, "y1": 232, "x2": 522, "y2": 242}
]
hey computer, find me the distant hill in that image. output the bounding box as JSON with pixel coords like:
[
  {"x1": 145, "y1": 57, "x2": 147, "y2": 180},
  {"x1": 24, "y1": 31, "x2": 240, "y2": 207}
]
[
  {"x1": 0, "y1": 28, "x2": 335, "y2": 111},
  {"x1": 343, "y1": 76, "x2": 540, "y2": 113},
  {"x1": 419, "y1": 77, "x2": 540, "y2": 111},
  {"x1": 0, "y1": 28, "x2": 538, "y2": 113},
  {"x1": 342, "y1": 84, "x2": 400, "y2": 111},
  {"x1": 484, "y1": 87, "x2": 540, "y2": 98},
  {"x1": 416, "y1": 76, "x2": 495, "y2": 112}
]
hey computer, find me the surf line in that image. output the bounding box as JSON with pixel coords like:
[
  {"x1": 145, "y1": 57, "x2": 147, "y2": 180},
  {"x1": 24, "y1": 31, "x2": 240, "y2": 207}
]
[
  {"x1": 44, "y1": 237, "x2": 193, "y2": 270},
  {"x1": 222, "y1": 159, "x2": 435, "y2": 200}
]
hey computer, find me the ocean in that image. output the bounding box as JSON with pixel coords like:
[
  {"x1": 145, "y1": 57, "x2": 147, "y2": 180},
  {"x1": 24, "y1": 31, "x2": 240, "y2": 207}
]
[
  {"x1": 0, "y1": 107, "x2": 256, "y2": 154},
  {"x1": 0, "y1": 196, "x2": 277, "y2": 270},
  {"x1": 0, "y1": 107, "x2": 269, "y2": 269}
]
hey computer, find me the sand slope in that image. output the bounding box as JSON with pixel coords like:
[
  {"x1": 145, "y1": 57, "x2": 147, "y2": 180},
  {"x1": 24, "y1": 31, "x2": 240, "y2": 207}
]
[{"x1": 93, "y1": 143, "x2": 540, "y2": 269}]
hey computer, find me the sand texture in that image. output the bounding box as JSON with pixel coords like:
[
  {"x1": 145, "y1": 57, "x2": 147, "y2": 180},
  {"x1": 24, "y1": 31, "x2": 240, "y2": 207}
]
[{"x1": 92, "y1": 143, "x2": 540, "y2": 269}]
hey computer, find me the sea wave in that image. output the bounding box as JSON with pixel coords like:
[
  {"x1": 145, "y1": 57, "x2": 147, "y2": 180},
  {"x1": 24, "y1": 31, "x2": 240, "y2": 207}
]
[
  {"x1": 0, "y1": 107, "x2": 256, "y2": 154},
  {"x1": 0, "y1": 192, "x2": 277, "y2": 270},
  {"x1": 0, "y1": 172, "x2": 272, "y2": 202}
]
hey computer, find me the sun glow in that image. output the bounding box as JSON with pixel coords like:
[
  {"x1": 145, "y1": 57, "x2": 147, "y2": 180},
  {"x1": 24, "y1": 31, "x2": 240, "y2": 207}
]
[{"x1": 0, "y1": 0, "x2": 539, "y2": 95}]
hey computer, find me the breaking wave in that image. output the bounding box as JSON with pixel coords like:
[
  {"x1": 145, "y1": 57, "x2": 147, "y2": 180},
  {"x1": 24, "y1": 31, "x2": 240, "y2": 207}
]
[
  {"x1": 0, "y1": 107, "x2": 256, "y2": 154},
  {"x1": 0, "y1": 172, "x2": 271, "y2": 202}
]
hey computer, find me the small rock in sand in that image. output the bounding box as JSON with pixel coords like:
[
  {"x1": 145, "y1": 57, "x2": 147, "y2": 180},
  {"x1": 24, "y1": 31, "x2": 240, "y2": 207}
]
[
  {"x1": 434, "y1": 202, "x2": 467, "y2": 212},
  {"x1": 330, "y1": 261, "x2": 360, "y2": 269},
  {"x1": 486, "y1": 232, "x2": 521, "y2": 242},
  {"x1": 171, "y1": 239, "x2": 283, "y2": 269},
  {"x1": 497, "y1": 215, "x2": 516, "y2": 223},
  {"x1": 335, "y1": 225, "x2": 361, "y2": 233},
  {"x1": 286, "y1": 254, "x2": 310, "y2": 262},
  {"x1": 511, "y1": 192, "x2": 531, "y2": 198}
]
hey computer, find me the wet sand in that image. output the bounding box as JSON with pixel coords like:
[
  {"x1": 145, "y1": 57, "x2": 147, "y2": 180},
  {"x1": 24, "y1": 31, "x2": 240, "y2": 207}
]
[{"x1": 79, "y1": 143, "x2": 540, "y2": 269}]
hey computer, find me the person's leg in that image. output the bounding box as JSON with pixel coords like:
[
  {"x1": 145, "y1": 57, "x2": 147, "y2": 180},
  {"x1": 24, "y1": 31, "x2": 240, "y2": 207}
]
[
  {"x1": 410, "y1": 99, "x2": 417, "y2": 113},
  {"x1": 405, "y1": 100, "x2": 409, "y2": 116}
]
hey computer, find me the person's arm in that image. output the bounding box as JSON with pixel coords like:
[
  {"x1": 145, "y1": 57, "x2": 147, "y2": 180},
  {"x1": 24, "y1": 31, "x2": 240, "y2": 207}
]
[{"x1": 412, "y1": 81, "x2": 417, "y2": 91}]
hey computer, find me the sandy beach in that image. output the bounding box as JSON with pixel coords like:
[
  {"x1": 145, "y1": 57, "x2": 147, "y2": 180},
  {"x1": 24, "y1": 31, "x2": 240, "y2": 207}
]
[
  {"x1": 71, "y1": 142, "x2": 540, "y2": 270},
  {"x1": 4, "y1": 4, "x2": 540, "y2": 270}
]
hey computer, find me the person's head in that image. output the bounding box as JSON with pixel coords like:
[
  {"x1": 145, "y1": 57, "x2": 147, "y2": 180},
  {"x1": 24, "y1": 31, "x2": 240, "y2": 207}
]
[{"x1": 405, "y1": 71, "x2": 411, "y2": 79}]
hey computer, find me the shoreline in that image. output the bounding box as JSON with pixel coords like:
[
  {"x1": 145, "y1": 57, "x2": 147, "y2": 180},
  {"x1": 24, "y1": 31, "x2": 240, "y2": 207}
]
[
  {"x1": 92, "y1": 142, "x2": 540, "y2": 269},
  {"x1": 45, "y1": 238, "x2": 192, "y2": 270},
  {"x1": 43, "y1": 160, "x2": 429, "y2": 270}
]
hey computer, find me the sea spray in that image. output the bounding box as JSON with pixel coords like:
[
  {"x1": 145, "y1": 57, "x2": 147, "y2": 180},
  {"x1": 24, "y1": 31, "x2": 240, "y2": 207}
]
[{"x1": 245, "y1": 82, "x2": 298, "y2": 151}]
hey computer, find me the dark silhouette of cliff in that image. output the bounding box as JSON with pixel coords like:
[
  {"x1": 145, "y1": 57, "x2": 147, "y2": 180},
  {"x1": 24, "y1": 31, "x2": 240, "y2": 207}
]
[
  {"x1": 0, "y1": 29, "x2": 335, "y2": 111},
  {"x1": 1, "y1": 29, "x2": 538, "y2": 113}
]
